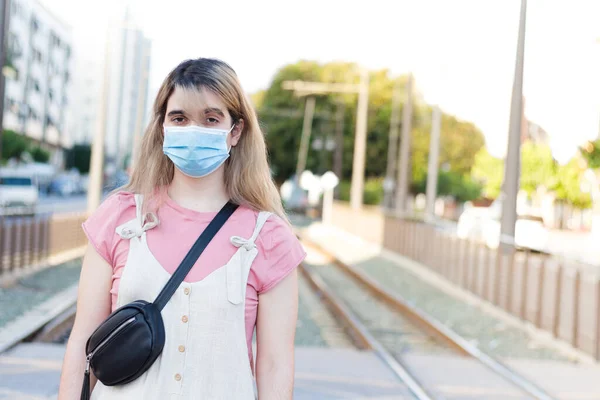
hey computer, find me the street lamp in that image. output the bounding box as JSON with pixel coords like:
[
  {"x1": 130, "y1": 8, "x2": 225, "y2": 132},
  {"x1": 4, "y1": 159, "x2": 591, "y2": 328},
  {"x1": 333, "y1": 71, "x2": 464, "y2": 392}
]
[{"x1": 500, "y1": 0, "x2": 528, "y2": 248}]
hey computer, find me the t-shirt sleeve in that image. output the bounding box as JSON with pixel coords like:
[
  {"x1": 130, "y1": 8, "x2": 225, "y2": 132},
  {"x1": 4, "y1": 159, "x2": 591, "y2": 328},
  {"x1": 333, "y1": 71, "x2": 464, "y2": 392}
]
[
  {"x1": 256, "y1": 215, "x2": 306, "y2": 294},
  {"x1": 81, "y1": 193, "x2": 125, "y2": 266}
]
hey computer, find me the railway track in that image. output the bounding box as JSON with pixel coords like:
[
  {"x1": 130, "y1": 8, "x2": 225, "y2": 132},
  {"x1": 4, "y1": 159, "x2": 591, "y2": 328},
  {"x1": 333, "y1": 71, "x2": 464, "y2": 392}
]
[
  {"x1": 1, "y1": 234, "x2": 561, "y2": 399},
  {"x1": 298, "y1": 234, "x2": 559, "y2": 400}
]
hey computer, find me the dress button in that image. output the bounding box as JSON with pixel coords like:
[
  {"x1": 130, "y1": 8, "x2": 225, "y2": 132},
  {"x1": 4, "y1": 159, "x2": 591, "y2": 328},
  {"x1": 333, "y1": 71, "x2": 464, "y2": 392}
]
[
  {"x1": 182, "y1": 315, "x2": 188, "y2": 323},
  {"x1": 183, "y1": 288, "x2": 190, "y2": 295},
  {"x1": 178, "y1": 345, "x2": 185, "y2": 352},
  {"x1": 174, "y1": 373, "x2": 182, "y2": 381}
]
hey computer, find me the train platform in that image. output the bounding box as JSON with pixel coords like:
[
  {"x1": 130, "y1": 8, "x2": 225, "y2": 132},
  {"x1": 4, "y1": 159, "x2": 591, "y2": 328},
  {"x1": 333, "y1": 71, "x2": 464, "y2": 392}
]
[
  {"x1": 2, "y1": 342, "x2": 600, "y2": 399},
  {"x1": 0, "y1": 343, "x2": 406, "y2": 400},
  {"x1": 1, "y1": 218, "x2": 600, "y2": 399}
]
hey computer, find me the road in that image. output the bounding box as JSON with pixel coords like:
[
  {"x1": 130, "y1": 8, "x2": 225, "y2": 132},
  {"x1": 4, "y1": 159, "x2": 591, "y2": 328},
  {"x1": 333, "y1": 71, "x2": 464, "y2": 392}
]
[{"x1": 37, "y1": 194, "x2": 88, "y2": 215}]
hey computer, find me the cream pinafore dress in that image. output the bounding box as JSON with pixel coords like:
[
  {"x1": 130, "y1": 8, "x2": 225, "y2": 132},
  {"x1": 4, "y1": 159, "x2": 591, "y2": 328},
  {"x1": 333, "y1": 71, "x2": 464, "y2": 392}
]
[{"x1": 91, "y1": 195, "x2": 271, "y2": 400}]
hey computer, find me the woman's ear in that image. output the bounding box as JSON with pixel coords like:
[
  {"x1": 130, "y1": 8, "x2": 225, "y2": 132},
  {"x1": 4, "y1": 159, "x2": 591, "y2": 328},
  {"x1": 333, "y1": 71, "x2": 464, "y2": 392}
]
[{"x1": 230, "y1": 119, "x2": 244, "y2": 147}]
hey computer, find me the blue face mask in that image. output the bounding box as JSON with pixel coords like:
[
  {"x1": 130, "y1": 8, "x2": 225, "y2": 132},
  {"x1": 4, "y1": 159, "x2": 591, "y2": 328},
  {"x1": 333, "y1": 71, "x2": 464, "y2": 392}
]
[{"x1": 162, "y1": 124, "x2": 235, "y2": 178}]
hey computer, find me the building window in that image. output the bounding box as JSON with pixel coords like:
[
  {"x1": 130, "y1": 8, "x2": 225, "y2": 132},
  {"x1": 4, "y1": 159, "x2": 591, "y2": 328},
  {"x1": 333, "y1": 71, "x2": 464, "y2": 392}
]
[
  {"x1": 31, "y1": 16, "x2": 40, "y2": 33},
  {"x1": 8, "y1": 33, "x2": 23, "y2": 59},
  {"x1": 28, "y1": 78, "x2": 41, "y2": 93},
  {"x1": 48, "y1": 89, "x2": 54, "y2": 101},
  {"x1": 11, "y1": 1, "x2": 23, "y2": 18},
  {"x1": 29, "y1": 109, "x2": 39, "y2": 121},
  {"x1": 33, "y1": 48, "x2": 43, "y2": 63}
]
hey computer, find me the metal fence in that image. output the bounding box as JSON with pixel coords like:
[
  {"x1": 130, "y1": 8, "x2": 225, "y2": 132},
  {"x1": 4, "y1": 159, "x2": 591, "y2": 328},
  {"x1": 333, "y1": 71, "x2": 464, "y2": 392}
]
[
  {"x1": 0, "y1": 213, "x2": 87, "y2": 280},
  {"x1": 330, "y1": 201, "x2": 600, "y2": 361}
]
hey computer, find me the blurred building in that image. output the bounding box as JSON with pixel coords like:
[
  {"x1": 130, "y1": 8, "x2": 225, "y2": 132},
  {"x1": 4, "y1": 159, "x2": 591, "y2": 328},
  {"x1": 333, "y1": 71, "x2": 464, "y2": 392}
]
[
  {"x1": 521, "y1": 96, "x2": 549, "y2": 145},
  {"x1": 3, "y1": 0, "x2": 73, "y2": 166},
  {"x1": 104, "y1": 11, "x2": 151, "y2": 171},
  {"x1": 524, "y1": 121, "x2": 550, "y2": 144},
  {"x1": 69, "y1": 58, "x2": 103, "y2": 146}
]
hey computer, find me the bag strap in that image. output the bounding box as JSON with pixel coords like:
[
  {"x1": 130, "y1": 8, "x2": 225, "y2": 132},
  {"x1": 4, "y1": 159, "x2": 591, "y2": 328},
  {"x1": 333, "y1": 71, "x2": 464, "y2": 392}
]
[{"x1": 153, "y1": 201, "x2": 239, "y2": 311}]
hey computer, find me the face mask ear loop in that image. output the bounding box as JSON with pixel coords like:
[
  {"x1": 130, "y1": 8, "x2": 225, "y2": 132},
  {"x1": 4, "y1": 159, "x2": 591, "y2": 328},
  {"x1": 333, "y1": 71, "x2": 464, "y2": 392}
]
[{"x1": 226, "y1": 123, "x2": 237, "y2": 153}]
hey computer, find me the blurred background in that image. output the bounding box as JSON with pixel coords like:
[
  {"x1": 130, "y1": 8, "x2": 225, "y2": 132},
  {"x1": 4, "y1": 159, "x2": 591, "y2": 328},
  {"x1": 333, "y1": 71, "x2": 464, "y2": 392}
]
[
  {"x1": 2, "y1": 1, "x2": 600, "y2": 399},
  {"x1": 2, "y1": 0, "x2": 600, "y2": 255}
]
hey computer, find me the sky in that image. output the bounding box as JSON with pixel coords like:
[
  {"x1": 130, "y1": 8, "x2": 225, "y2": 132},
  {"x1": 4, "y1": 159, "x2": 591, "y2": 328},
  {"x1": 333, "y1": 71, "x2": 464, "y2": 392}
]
[{"x1": 41, "y1": 0, "x2": 600, "y2": 163}]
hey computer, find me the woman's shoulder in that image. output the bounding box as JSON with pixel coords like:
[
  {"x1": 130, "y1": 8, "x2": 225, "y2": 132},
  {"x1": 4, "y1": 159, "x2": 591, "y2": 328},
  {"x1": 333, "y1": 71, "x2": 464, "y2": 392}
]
[
  {"x1": 243, "y1": 208, "x2": 305, "y2": 293},
  {"x1": 235, "y1": 207, "x2": 290, "y2": 236},
  {"x1": 93, "y1": 191, "x2": 137, "y2": 219},
  {"x1": 84, "y1": 191, "x2": 139, "y2": 241},
  {"x1": 82, "y1": 191, "x2": 138, "y2": 266}
]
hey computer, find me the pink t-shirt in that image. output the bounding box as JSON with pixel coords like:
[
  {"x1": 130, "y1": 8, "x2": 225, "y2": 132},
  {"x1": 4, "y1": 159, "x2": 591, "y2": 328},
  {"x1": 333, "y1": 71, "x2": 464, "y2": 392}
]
[{"x1": 82, "y1": 191, "x2": 306, "y2": 365}]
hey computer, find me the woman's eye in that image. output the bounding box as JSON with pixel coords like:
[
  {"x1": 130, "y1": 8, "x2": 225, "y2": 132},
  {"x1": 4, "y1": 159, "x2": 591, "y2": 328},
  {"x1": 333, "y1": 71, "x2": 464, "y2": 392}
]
[
  {"x1": 207, "y1": 117, "x2": 219, "y2": 124},
  {"x1": 172, "y1": 117, "x2": 186, "y2": 123}
]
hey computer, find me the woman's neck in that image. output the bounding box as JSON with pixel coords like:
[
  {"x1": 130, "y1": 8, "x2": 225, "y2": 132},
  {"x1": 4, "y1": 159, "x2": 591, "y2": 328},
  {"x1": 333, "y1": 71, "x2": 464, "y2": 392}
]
[{"x1": 167, "y1": 167, "x2": 229, "y2": 212}]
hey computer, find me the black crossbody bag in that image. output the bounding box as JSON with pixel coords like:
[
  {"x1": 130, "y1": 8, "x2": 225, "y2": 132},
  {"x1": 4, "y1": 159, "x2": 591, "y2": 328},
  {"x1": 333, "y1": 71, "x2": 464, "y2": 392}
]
[{"x1": 80, "y1": 201, "x2": 239, "y2": 400}]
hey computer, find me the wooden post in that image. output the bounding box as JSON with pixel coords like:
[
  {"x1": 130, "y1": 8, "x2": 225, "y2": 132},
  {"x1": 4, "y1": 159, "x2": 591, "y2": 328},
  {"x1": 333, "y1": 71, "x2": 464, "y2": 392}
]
[
  {"x1": 296, "y1": 96, "x2": 316, "y2": 179},
  {"x1": 553, "y1": 265, "x2": 563, "y2": 338},
  {"x1": 520, "y1": 249, "x2": 530, "y2": 320},
  {"x1": 396, "y1": 74, "x2": 413, "y2": 212},
  {"x1": 425, "y1": 105, "x2": 442, "y2": 220},
  {"x1": 23, "y1": 219, "x2": 32, "y2": 267},
  {"x1": 13, "y1": 219, "x2": 22, "y2": 272},
  {"x1": 506, "y1": 247, "x2": 516, "y2": 312},
  {"x1": 536, "y1": 258, "x2": 546, "y2": 328},
  {"x1": 333, "y1": 101, "x2": 345, "y2": 195},
  {"x1": 350, "y1": 69, "x2": 370, "y2": 210},
  {"x1": 494, "y1": 247, "x2": 503, "y2": 306},
  {"x1": 595, "y1": 279, "x2": 600, "y2": 360},
  {"x1": 482, "y1": 244, "x2": 491, "y2": 300},
  {"x1": 572, "y1": 269, "x2": 581, "y2": 348},
  {"x1": 384, "y1": 82, "x2": 402, "y2": 209}
]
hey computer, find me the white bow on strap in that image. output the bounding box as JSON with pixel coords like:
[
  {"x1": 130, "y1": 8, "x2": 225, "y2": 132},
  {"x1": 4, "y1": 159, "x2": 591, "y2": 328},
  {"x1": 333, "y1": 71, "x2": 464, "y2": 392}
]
[
  {"x1": 117, "y1": 213, "x2": 159, "y2": 239},
  {"x1": 230, "y1": 236, "x2": 257, "y2": 251}
]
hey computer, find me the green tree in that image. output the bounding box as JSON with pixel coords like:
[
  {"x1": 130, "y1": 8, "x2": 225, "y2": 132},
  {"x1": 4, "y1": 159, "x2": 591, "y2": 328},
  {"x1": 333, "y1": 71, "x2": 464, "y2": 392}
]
[
  {"x1": 471, "y1": 148, "x2": 504, "y2": 198},
  {"x1": 553, "y1": 156, "x2": 592, "y2": 209},
  {"x1": 520, "y1": 142, "x2": 555, "y2": 196},
  {"x1": 2, "y1": 130, "x2": 30, "y2": 162},
  {"x1": 29, "y1": 147, "x2": 51, "y2": 163},
  {"x1": 411, "y1": 170, "x2": 482, "y2": 202},
  {"x1": 580, "y1": 140, "x2": 600, "y2": 169},
  {"x1": 256, "y1": 61, "x2": 485, "y2": 191},
  {"x1": 66, "y1": 144, "x2": 92, "y2": 174}
]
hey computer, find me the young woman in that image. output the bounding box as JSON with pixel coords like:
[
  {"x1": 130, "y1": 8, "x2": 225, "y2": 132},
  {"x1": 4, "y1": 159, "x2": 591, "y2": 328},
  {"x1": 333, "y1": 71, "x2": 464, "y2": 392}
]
[{"x1": 58, "y1": 58, "x2": 305, "y2": 399}]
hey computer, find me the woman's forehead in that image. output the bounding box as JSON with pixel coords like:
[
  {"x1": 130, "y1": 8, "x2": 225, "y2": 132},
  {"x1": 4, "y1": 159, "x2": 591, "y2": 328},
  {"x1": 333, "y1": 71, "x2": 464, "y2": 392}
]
[{"x1": 166, "y1": 86, "x2": 227, "y2": 115}]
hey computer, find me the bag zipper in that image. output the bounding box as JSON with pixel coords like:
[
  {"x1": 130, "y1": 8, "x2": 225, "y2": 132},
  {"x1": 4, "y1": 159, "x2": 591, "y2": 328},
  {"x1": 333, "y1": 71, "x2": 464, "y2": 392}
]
[{"x1": 85, "y1": 317, "x2": 136, "y2": 373}]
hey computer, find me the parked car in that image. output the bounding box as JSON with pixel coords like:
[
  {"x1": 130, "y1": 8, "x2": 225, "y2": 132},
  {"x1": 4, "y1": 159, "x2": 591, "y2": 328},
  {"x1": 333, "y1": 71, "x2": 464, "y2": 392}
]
[
  {"x1": 0, "y1": 171, "x2": 39, "y2": 216},
  {"x1": 48, "y1": 176, "x2": 79, "y2": 197},
  {"x1": 457, "y1": 205, "x2": 549, "y2": 251}
]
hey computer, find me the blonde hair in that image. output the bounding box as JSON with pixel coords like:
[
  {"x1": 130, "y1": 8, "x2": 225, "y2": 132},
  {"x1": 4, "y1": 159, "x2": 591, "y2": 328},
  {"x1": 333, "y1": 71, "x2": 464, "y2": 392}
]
[{"x1": 124, "y1": 58, "x2": 287, "y2": 221}]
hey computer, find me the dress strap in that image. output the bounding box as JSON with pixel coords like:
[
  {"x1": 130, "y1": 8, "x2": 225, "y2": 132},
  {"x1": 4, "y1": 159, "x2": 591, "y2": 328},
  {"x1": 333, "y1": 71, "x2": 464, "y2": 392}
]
[
  {"x1": 134, "y1": 194, "x2": 144, "y2": 225},
  {"x1": 227, "y1": 211, "x2": 272, "y2": 305},
  {"x1": 229, "y1": 211, "x2": 272, "y2": 250},
  {"x1": 115, "y1": 194, "x2": 159, "y2": 239}
]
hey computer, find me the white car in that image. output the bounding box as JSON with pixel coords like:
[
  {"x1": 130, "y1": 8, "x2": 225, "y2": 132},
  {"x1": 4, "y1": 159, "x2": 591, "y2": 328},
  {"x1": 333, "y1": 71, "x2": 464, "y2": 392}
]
[
  {"x1": 457, "y1": 206, "x2": 548, "y2": 251},
  {"x1": 0, "y1": 172, "x2": 39, "y2": 216}
]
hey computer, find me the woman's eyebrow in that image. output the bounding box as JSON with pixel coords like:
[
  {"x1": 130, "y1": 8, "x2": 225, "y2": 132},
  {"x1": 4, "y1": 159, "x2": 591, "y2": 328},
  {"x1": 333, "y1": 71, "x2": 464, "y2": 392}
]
[
  {"x1": 167, "y1": 109, "x2": 186, "y2": 116},
  {"x1": 204, "y1": 107, "x2": 225, "y2": 117}
]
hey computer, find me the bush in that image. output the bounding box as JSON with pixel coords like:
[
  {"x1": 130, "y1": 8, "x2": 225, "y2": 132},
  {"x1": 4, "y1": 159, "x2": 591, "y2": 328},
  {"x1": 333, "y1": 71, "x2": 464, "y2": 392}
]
[
  {"x1": 2, "y1": 130, "x2": 29, "y2": 161},
  {"x1": 30, "y1": 147, "x2": 50, "y2": 163},
  {"x1": 65, "y1": 144, "x2": 92, "y2": 174},
  {"x1": 336, "y1": 177, "x2": 384, "y2": 205},
  {"x1": 411, "y1": 169, "x2": 482, "y2": 203}
]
